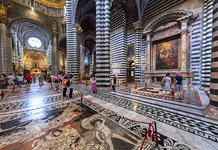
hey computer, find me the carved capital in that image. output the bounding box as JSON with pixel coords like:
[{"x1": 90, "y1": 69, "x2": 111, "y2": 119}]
[
  {"x1": 146, "y1": 33, "x2": 152, "y2": 43},
  {"x1": 0, "y1": 5, "x2": 8, "y2": 24},
  {"x1": 133, "y1": 20, "x2": 143, "y2": 30},
  {"x1": 180, "y1": 20, "x2": 188, "y2": 34},
  {"x1": 52, "y1": 23, "x2": 58, "y2": 35},
  {"x1": 0, "y1": 5, "x2": 7, "y2": 15}
]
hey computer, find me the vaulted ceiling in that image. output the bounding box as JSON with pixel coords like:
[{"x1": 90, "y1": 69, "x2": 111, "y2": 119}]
[{"x1": 11, "y1": 21, "x2": 50, "y2": 51}]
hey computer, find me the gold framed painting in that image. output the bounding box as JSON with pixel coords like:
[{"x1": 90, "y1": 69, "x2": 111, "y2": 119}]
[{"x1": 153, "y1": 37, "x2": 180, "y2": 70}]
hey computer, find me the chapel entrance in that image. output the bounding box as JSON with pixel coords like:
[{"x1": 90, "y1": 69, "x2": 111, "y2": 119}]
[{"x1": 23, "y1": 51, "x2": 47, "y2": 75}]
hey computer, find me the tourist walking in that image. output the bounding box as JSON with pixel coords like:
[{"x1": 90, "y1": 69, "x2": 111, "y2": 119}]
[
  {"x1": 17, "y1": 74, "x2": 24, "y2": 88},
  {"x1": 32, "y1": 74, "x2": 36, "y2": 83},
  {"x1": 0, "y1": 74, "x2": 8, "y2": 100},
  {"x1": 90, "y1": 74, "x2": 97, "y2": 94},
  {"x1": 38, "y1": 74, "x2": 44, "y2": 86},
  {"x1": 68, "y1": 75, "x2": 74, "y2": 98},
  {"x1": 112, "y1": 75, "x2": 117, "y2": 92},
  {"x1": 162, "y1": 73, "x2": 171, "y2": 94},
  {"x1": 62, "y1": 76, "x2": 68, "y2": 98},
  {"x1": 175, "y1": 72, "x2": 183, "y2": 99},
  {"x1": 26, "y1": 73, "x2": 32, "y2": 85},
  {"x1": 8, "y1": 73, "x2": 15, "y2": 90}
]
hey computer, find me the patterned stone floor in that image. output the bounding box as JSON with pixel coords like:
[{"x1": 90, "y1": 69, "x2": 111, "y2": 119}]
[{"x1": 0, "y1": 83, "x2": 217, "y2": 150}]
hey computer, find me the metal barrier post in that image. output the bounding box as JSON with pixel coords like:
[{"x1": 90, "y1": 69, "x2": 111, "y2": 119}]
[
  {"x1": 80, "y1": 92, "x2": 83, "y2": 104},
  {"x1": 152, "y1": 121, "x2": 158, "y2": 147}
]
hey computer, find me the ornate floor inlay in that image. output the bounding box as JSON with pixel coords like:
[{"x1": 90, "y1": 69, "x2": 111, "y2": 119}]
[
  {"x1": 0, "y1": 83, "x2": 217, "y2": 149},
  {"x1": 73, "y1": 85, "x2": 218, "y2": 144},
  {"x1": 0, "y1": 101, "x2": 154, "y2": 150}
]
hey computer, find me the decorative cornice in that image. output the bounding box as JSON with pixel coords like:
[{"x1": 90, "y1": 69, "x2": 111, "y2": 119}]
[
  {"x1": 36, "y1": 0, "x2": 66, "y2": 8},
  {"x1": 0, "y1": 5, "x2": 8, "y2": 24},
  {"x1": 143, "y1": 10, "x2": 193, "y2": 34},
  {"x1": 52, "y1": 22, "x2": 58, "y2": 34}
]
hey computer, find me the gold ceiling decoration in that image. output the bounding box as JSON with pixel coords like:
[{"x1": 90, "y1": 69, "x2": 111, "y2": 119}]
[{"x1": 36, "y1": 0, "x2": 66, "y2": 7}]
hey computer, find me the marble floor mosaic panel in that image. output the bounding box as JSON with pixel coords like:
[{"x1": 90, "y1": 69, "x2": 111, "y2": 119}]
[
  {"x1": 0, "y1": 101, "x2": 155, "y2": 150},
  {"x1": 73, "y1": 85, "x2": 218, "y2": 144}
]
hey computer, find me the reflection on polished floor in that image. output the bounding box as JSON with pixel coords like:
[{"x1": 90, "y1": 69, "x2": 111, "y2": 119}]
[{"x1": 0, "y1": 82, "x2": 218, "y2": 150}]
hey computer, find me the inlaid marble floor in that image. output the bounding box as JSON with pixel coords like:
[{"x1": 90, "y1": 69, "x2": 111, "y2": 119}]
[{"x1": 0, "y1": 83, "x2": 217, "y2": 150}]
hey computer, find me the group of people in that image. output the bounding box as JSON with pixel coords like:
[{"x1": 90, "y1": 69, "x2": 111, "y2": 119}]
[
  {"x1": 161, "y1": 72, "x2": 183, "y2": 99},
  {"x1": 0, "y1": 73, "x2": 34, "y2": 99}
]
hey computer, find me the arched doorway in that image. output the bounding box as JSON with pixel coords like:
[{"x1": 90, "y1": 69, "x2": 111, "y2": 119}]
[
  {"x1": 10, "y1": 20, "x2": 51, "y2": 75},
  {"x1": 23, "y1": 51, "x2": 47, "y2": 75}
]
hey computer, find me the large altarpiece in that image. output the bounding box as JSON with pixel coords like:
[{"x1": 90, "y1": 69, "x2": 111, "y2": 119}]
[
  {"x1": 143, "y1": 10, "x2": 194, "y2": 83},
  {"x1": 154, "y1": 37, "x2": 180, "y2": 70}
]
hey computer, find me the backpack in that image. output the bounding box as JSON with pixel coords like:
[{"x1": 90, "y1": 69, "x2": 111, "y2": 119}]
[
  {"x1": 62, "y1": 79, "x2": 68, "y2": 86},
  {"x1": 66, "y1": 80, "x2": 71, "y2": 87}
]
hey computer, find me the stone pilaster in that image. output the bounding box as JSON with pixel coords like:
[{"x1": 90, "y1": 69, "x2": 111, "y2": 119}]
[
  {"x1": 51, "y1": 23, "x2": 59, "y2": 75},
  {"x1": 95, "y1": 0, "x2": 111, "y2": 87},
  {"x1": 145, "y1": 31, "x2": 152, "y2": 73},
  {"x1": 204, "y1": 0, "x2": 218, "y2": 120},
  {"x1": 133, "y1": 20, "x2": 144, "y2": 83},
  {"x1": 80, "y1": 47, "x2": 85, "y2": 77},
  {"x1": 180, "y1": 20, "x2": 188, "y2": 71}
]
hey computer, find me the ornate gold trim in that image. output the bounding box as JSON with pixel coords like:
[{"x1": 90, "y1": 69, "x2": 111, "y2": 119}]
[
  {"x1": 0, "y1": 6, "x2": 7, "y2": 15},
  {"x1": 36, "y1": 0, "x2": 66, "y2": 7}
]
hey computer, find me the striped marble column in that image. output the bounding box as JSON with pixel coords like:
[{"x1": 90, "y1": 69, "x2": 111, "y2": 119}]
[
  {"x1": 67, "y1": 23, "x2": 80, "y2": 82},
  {"x1": 0, "y1": 23, "x2": 7, "y2": 75},
  {"x1": 66, "y1": 0, "x2": 80, "y2": 82},
  {"x1": 201, "y1": 0, "x2": 213, "y2": 90},
  {"x1": 204, "y1": 0, "x2": 218, "y2": 120},
  {"x1": 95, "y1": 0, "x2": 111, "y2": 87},
  {"x1": 0, "y1": 5, "x2": 8, "y2": 75},
  {"x1": 133, "y1": 20, "x2": 144, "y2": 83}
]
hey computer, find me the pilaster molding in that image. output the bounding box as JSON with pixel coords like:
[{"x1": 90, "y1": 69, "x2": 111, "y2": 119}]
[{"x1": 133, "y1": 20, "x2": 143, "y2": 30}]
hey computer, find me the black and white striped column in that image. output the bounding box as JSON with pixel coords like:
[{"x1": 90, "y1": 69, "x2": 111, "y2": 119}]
[
  {"x1": 95, "y1": 0, "x2": 111, "y2": 87},
  {"x1": 201, "y1": 0, "x2": 213, "y2": 90},
  {"x1": 204, "y1": 0, "x2": 218, "y2": 120},
  {"x1": 66, "y1": 0, "x2": 80, "y2": 82},
  {"x1": 133, "y1": 20, "x2": 144, "y2": 83},
  {"x1": 210, "y1": 0, "x2": 218, "y2": 106},
  {"x1": 110, "y1": 9, "x2": 127, "y2": 79}
]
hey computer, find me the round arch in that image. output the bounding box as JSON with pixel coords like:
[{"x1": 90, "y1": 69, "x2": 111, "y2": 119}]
[
  {"x1": 143, "y1": 10, "x2": 193, "y2": 34},
  {"x1": 7, "y1": 18, "x2": 52, "y2": 35}
]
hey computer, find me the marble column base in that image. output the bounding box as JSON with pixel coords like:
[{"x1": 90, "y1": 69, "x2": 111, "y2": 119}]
[{"x1": 204, "y1": 105, "x2": 218, "y2": 120}]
